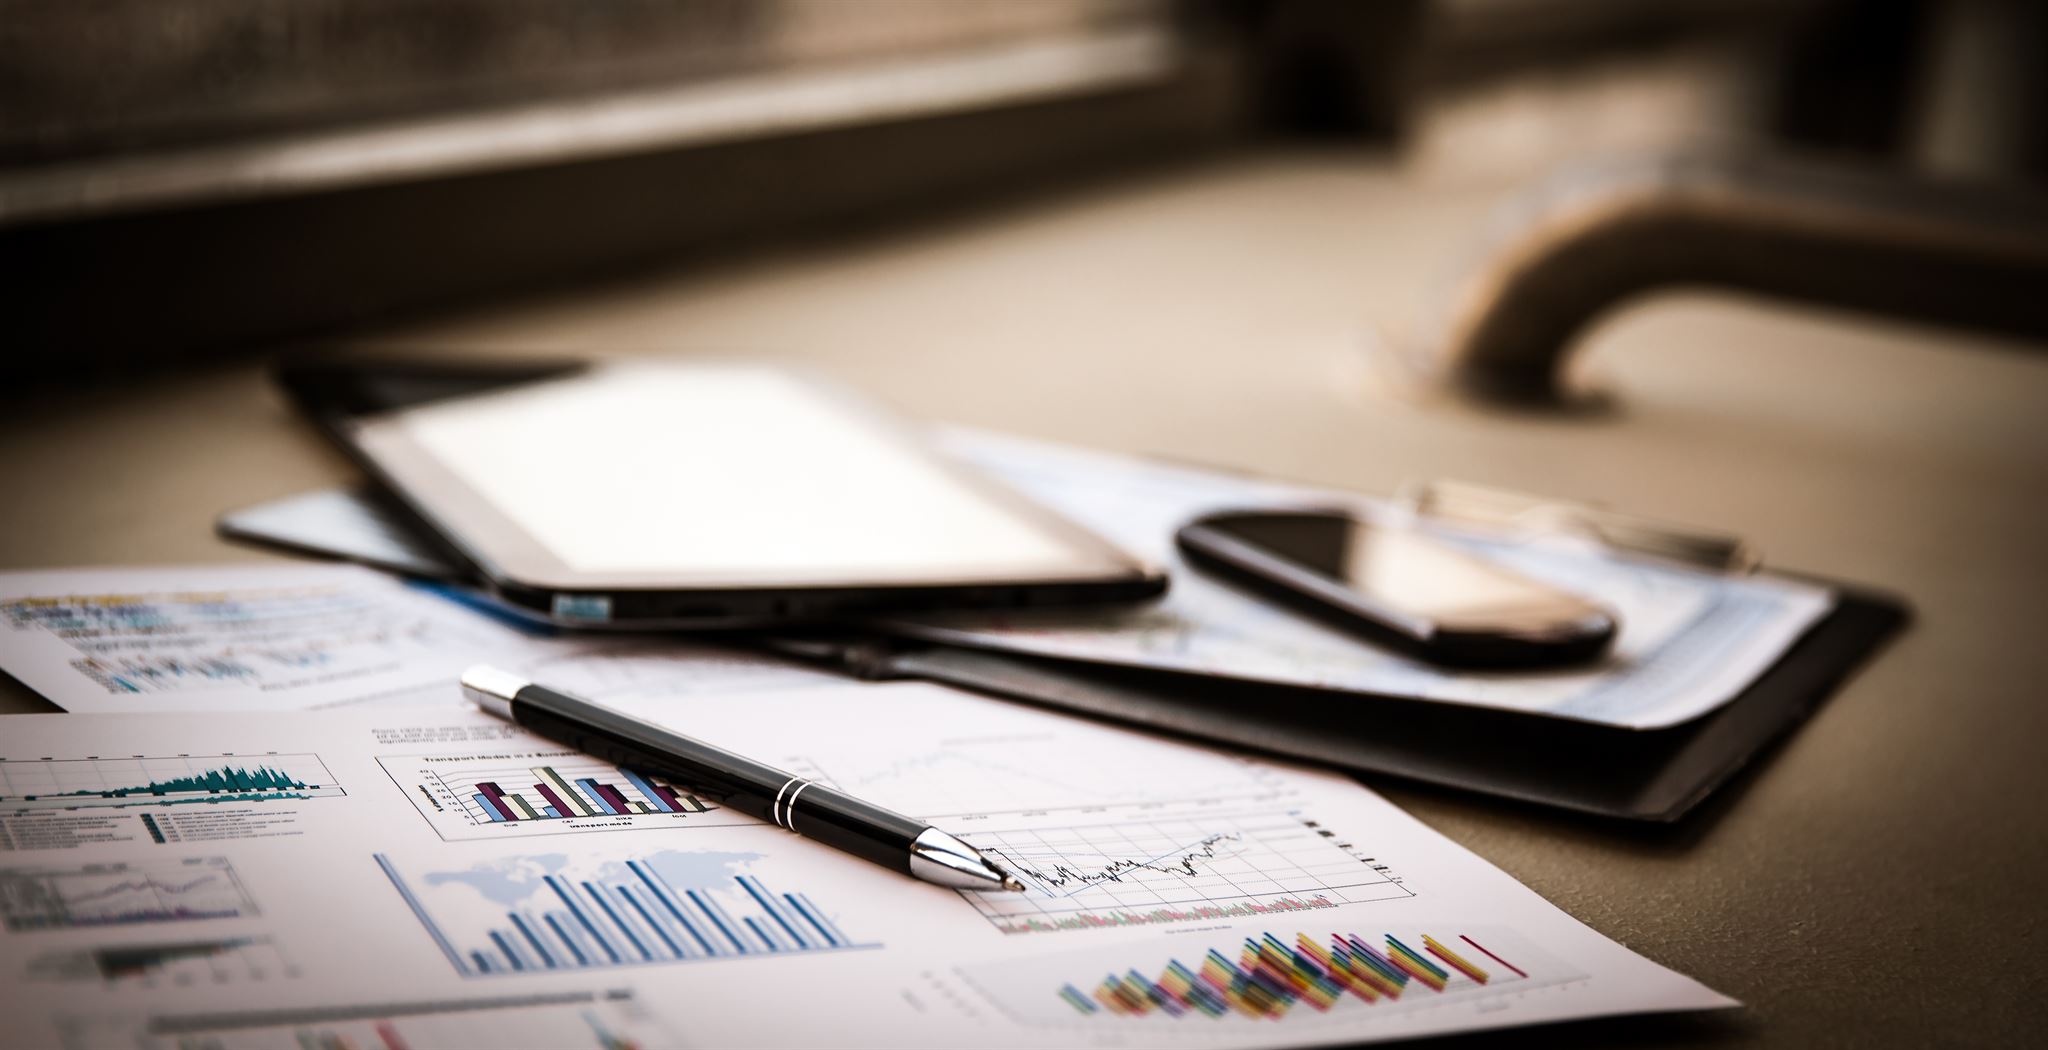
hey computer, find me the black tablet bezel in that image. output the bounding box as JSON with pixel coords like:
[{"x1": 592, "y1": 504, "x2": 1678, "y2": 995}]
[{"x1": 276, "y1": 356, "x2": 1166, "y2": 627}]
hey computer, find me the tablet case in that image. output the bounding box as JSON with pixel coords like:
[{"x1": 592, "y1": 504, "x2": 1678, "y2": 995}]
[
  {"x1": 767, "y1": 584, "x2": 1907, "y2": 822},
  {"x1": 219, "y1": 491, "x2": 1908, "y2": 823}
]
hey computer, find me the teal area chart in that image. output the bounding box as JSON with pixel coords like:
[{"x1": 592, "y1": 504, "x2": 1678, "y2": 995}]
[{"x1": 0, "y1": 753, "x2": 344, "y2": 811}]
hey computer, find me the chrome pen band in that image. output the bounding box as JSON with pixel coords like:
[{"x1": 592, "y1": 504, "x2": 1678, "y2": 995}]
[
  {"x1": 782, "y1": 781, "x2": 816, "y2": 833},
  {"x1": 772, "y1": 776, "x2": 814, "y2": 831}
]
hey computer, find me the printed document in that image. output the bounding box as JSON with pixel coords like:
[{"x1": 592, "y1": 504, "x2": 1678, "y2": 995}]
[
  {"x1": 0, "y1": 683, "x2": 1731, "y2": 1049},
  {"x1": 0, "y1": 564, "x2": 842, "y2": 714}
]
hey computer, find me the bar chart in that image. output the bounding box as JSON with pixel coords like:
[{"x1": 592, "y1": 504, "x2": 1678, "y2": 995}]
[
  {"x1": 1063, "y1": 930, "x2": 1527, "y2": 1018},
  {"x1": 956, "y1": 925, "x2": 1579, "y2": 1029},
  {"x1": 381, "y1": 751, "x2": 757, "y2": 841},
  {"x1": 377, "y1": 848, "x2": 877, "y2": 977},
  {"x1": 0, "y1": 753, "x2": 344, "y2": 812}
]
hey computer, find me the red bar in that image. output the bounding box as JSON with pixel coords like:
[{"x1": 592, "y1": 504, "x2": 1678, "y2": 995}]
[
  {"x1": 1458, "y1": 935, "x2": 1529, "y2": 979},
  {"x1": 375, "y1": 1020, "x2": 411, "y2": 1050},
  {"x1": 533, "y1": 782, "x2": 573, "y2": 818},
  {"x1": 477, "y1": 782, "x2": 519, "y2": 821},
  {"x1": 595, "y1": 782, "x2": 636, "y2": 814}
]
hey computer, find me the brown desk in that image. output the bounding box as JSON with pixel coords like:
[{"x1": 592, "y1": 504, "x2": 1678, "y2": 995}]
[{"x1": 4, "y1": 151, "x2": 2044, "y2": 1046}]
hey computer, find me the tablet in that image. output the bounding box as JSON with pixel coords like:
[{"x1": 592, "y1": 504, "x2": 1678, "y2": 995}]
[{"x1": 283, "y1": 358, "x2": 1164, "y2": 626}]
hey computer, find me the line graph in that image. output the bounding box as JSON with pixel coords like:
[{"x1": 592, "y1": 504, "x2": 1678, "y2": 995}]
[
  {"x1": 783, "y1": 720, "x2": 1413, "y2": 936},
  {"x1": 956, "y1": 812, "x2": 1412, "y2": 934},
  {"x1": 994, "y1": 832, "x2": 1243, "y2": 897},
  {"x1": 0, "y1": 857, "x2": 257, "y2": 930}
]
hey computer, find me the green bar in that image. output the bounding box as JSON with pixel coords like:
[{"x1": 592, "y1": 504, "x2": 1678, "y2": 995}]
[{"x1": 536, "y1": 767, "x2": 596, "y2": 816}]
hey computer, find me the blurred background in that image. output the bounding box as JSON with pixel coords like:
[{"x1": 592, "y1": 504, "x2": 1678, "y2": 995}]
[
  {"x1": 3, "y1": 8, "x2": 2045, "y2": 1044},
  {"x1": 4, "y1": 0, "x2": 2043, "y2": 384}
]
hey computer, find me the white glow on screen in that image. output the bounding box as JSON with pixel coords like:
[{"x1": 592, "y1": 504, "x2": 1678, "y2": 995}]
[{"x1": 387, "y1": 366, "x2": 1092, "y2": 582}]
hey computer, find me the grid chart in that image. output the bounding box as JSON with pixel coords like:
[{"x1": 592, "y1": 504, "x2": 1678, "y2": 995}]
[
  {"x1": 432, "y1": 759, "x2": 718, "y2": 825},
  {"x1": 381, "y1": 751, "x2": 762, "y2": 841},
  {"x1": 958, "y1": 812, "x2": 1412, "y2": 934},
  {"x1": 788, "y1": 736, "x2": 1288, "y2": 821},
  {"x1": 0, "y1": 753, "x2": 344, "y2": 811},
  {"x1": 377, "y1": 851, "x2": 878, "y2": 977},
  {"x1": 0, "y1": 857, "x2": 256, "y2": 931}
]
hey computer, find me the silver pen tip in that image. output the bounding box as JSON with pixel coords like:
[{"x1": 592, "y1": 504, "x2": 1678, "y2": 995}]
[{"x1": 999, "y1": 872, "x2": 1025, "y2": 893}]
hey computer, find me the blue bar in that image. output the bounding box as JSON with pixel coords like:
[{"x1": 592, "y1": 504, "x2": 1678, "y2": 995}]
[
  {"x1": 686, "y1": 889, "x2": 748, "y2": 954},
  {"x1": 617, "y1": 884, "x2": 684, "y2": 959},
  {"x1": 576, "y1": 778, "x2": 619, "y2": 815},
  {"x1": 490, "y1": 930, "x2": 528, "y2": 971},
  {"x1": 631, "y1": 861, "x2": 717, "y2": 957},
  {"x1": 543, "y1": 805, "x2": 563, "y2": 818},
  {"x1": 548, "y1": 874, "x2": 620, "y2": 963},
  {"x1": 545, "y1": 912, "x2": 589, "y2": 966},
  {"x1": 786, "y1": 893, "x2": 842, "y2": 947},
  {"x1": 745, "y1": 916, "x2": 782, "y2": 952},
  {"x1": 796, "y1": 893, "x2": 848, "y2": 945},
  {"x1": 510, "y1": 912, "x2": 558, "y2": 969},
  {"x1": 700, "y1": 892, "x2": 760, "y2": 952},
  {"x1": 584, "y1": 881, "x2": 651, "y2": 960},
  {"x1": 620, "y1": 769, "x2": 676, "y2": 813},
  {"x1": 471, "y1": 949, "x2": 494, "y2": 973},
  {"x1": 375, "y1": 854, "x2": 470, "y2": 976},
  {"x1": 474, "y1": 793, "x2": 507, "y2": 821},
  {"x1": 739, "y1": 875, "x2": 810, "y2": 949}
]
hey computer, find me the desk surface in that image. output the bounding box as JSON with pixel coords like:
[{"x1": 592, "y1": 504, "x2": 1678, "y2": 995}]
[{"x1": 3, "y1": 151, "x2": 2044, "y2": 1047}]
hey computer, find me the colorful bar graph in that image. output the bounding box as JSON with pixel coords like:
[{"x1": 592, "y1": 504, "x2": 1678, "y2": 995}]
[
  {"x1": 376, "y1": 853, "x2": 876, "y2": 978},
  {"x1": 430, "y1": 761, "x2": 723, "y2": 828},
  {"x1": 540, "y1": 768, "x2": 596, "y2": 817},
  {"x1": 592, "y1": 783, "x2": 637, "y2": 816},
  {"x1": 1059, "y1": 931, "x2": 1525, "y2": 1020},
  {"x1": 477, "y1": 783, "x2": 517, "y2": 822}
]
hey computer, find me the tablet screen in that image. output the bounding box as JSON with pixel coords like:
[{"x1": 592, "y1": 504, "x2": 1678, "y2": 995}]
[{"x1": 349, "y1": 364, "x2": 1143, "y2": 590}]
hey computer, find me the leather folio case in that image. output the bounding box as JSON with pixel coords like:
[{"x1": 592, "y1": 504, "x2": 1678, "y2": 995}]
[
  {"x1": 768, "y1": 584, "x2": 1907, "y2": 823},
  {"x1": 218, "y1": 491, "x2": 1908, "y2": 824}
]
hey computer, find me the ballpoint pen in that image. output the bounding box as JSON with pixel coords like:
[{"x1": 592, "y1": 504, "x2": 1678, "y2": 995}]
[{"x1": 460, "y1": 665, "x2": 1024, "y2": 893}]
